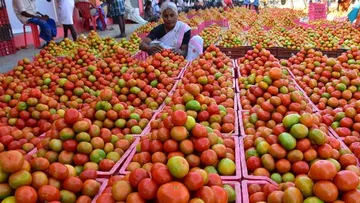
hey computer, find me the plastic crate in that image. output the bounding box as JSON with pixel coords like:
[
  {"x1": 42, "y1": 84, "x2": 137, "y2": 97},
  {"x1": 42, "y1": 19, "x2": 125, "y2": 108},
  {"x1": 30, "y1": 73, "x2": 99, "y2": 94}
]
[
  {"x1": 277, "y1": 47, "x2": 299, "y2": 59},
  {"x1": 91, "y1": 178, "x2": 109, "y2": 203},
  {"x1": 97, "y1": 137, "x2": 139, "y2": 178},
  {"x1": 239, "y1": 137, "x2": 279, "y2": 184},
  {"x1": 0, "y1": 8, "x2": 10, "y2": 25},
  {"x1": 241, "y1": 180, "x2": 277, "y2": 203},
  {"x1": 0, "y1": 39, "x2": 16, "y2": 56},
  {"x1": 0, "y1": 24, "x2": 14, "y2": 41},
  {"x1": 119, "y1": 136, "x2": 242, "y2": 180}
]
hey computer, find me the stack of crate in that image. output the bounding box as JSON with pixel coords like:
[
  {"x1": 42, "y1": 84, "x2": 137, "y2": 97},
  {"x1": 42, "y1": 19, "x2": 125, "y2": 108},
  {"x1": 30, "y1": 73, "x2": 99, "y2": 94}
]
[{"x1": 0, "y1": 0, "x2": 16, "y2": 56}]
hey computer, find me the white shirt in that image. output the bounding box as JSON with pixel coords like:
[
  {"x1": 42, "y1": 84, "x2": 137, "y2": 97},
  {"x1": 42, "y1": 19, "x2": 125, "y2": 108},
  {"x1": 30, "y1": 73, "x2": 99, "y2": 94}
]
[{"x1": 13, "y1": 0, "x2": 37, "y2": 24}]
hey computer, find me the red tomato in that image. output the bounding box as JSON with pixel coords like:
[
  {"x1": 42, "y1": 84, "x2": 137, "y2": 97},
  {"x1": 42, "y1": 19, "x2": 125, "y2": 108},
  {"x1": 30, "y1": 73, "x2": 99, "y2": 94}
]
[
  {"x1": 62, "y1": 176, "x2": 83, "y2": 193},
  {"x1": 183, "y1": 172, "x2": 204, "y2": 191},
  {"x1": 129, "y1": 168, "x2": 149, "y2": 188},
  {"x1": 211, "y1": 185, "x2": 228, "y2": 203},
  {"x1": 194, "y1": 186, "x2": 215, "y2": 203},
  {"x1": 15, "y1": 186, "x2": 38, "y2": 203},
  {"x1": 313, "y1": 180, "x2": 338, "y2": 202},
  {"x1": 48, "y1": 162, "x2": 69, "y2": 180},
  {"x1": 38, "y1": 185, "x2": 61, "y2": 201},
  {"x1": 138, "y1": 178, "x2": 159, "y2": 200},
  {"x1": 126, "y1": 192, "x2": 146, "y2": 203},
  {"x1": 157, "y1": 181, "x2": 190, "y2": 203},
  {"x1": 96, "y1": 193, "x2": 115, "y2": 203},
  {"x1": 342, "y1": 189, "x2": 360, "y2": 202},
  {"x1": 151, "y1": 165, "x2": 173, "y2": 185}
]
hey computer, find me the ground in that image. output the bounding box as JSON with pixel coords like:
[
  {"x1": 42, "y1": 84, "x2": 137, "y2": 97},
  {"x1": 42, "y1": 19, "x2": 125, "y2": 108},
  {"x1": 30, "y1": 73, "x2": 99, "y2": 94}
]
[{"x1": 0, "y1": 23, "x2": 141, "y2": 74}]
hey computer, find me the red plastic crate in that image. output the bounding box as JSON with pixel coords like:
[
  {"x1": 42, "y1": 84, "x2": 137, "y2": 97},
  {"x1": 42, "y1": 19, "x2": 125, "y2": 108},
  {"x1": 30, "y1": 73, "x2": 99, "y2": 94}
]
[
  {"x1": 0, "y1": 40, "x2": 16, "y2": 56},
  {"x1": 0, "y1": 8, "x2": 10, "y2": 25},
  {"x1": 119, "y1": 136, "x2": 242, "y2": 180},
  {"x1": 0, "y1": 24, "x2": 14, "y2": 41}
]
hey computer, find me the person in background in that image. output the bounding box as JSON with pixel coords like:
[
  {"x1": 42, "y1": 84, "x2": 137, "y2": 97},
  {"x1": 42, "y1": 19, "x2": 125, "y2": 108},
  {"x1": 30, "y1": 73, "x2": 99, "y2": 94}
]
[
  {"x1": 144, "y1": 0, "x2": 159, "y2": 22},
  {"x1": 108, "y1": 0, "x2": 126, "y2": 37},
  {"x1": 58, "y1": 0, "x2": 77, "y2": 40},
  {"x1": 153, "y1": 0, "x2": 161, "y2": 17},
  {"x1": 13, "y1": 0, "x2": 57, "y2": 47},
  {"x1": 194, "y1": 0, "x2": 204, "y2": 10},
  {"x1": 253, "y1": 0, "x2": 259, "y2": 13},
  {"x1": 349, "y1": 1, "x2": 360, "y2": 28},
  {"x1": 244, "y1": 0, "x2": 250, "y2": 8},
  {"x1": 139, "y1": 1, "x2": 203, "y2": 60},
  {"x1": 76, "y1": 0, "x2": 110, "y2": 31}
]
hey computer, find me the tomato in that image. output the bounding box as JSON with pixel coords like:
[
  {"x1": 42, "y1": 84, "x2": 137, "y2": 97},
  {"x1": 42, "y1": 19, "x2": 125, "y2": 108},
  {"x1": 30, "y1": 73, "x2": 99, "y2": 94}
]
[
  {"x1": 151, "y1": 165, "x2": 173, "y2": 185},
  {"x1": 282, "y1": 187, "x2": 303, "y2": 203},
  {"x1": 126, "y1": 192, "x2": 146, "y2": 203},
  {"x1": 79, "y1": 169, "x2": 97, "y2": 182},
  {"x1": 313, "y1": 180, "x2": 338, "y2": 202},
  {"x1": 211, "y1": 186, "x2": 228, "y2": 203},
  {"x1": 15, "y1": 186, "x2": 37, "y2": 203},
  {"x1": 167, "y1": 156, "x2": 189, "y2": 179},
  {"x1": 82, "y1": 179, "x2": 100, "y2": 197},
  {"x1": 138, "y1": 178, "x2": 158, "y2": 200},
  {"x1": 207, "y1": 173, "x2": 222, "y2": 187},
  {"x1": 62, "y1": 176, "x2": 83, "y2": 193},
  {"x1": 129, "y1": 168, "x2": 149, "y2": 188},
  {"x1": 194, "y1": 186, "x2": 215, "y2": 203},
  {"x1": 267, "y1": 191, "x2": 284, "y2": 203},
  {"x1": 75, "y1": 195, "x2": 91, "y2": 203},
  {"x1": 96, "y1": 193, "x2": 115, "y2": 203},
  {"x1": 64, "y1": 109, "x2": 80, "y2": 124},
  {"x1": 294, "y1": 175, "x2": 314, "y2": 198},
  {"x1": 308, "y1": 160, "x2": 337, "y2": 181},
  {"x1": 342, "y1": 189, "x2": 360, "y2": 202},
  {"x1": 157, "y1": 182, "x2": 190, "y2": 203},
  {"x1": 48, "y1": 162, "x2": 69, "y2": 180},
  {"x1": 183, "y1": 172, "x2": 204, "y2": 191},
  {"x1": 108, "y1": 175, "x2": 124, "y2": 187},
  {"x1": 112, "y1": 180, "x2": 132, "y2": 201},
  {"x1": 30, "y1": 157, "x2": 50, "y2": 171},
  {"x1": 249, "y1": 192, "x2": 266, "y2": 203},
  {"x1": 38, "y1": 185, "x2": 60, "y2": 201}
]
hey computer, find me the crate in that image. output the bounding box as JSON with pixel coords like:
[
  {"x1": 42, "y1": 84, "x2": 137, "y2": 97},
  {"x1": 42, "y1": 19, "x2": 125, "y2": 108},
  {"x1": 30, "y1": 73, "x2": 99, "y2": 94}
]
[
  {"x1": 218, "y1": 47, "x2": 248, "y2": 59},
  {"x1": 0, "y1": 8, "x2": 10, "y2": 25},
  {"x1": 241, "y1": 180, "x2": 277, "y2": 203},
  {"x1": 0, "y1": 24, "x2": 14, "y2": 41},
  {"x1": 277, "y1": 47, "x2": 299, "y2": 59},
  {"x1": 0, "y1": 40, "x2": 16, "y2": 56},
  {"x1": 119, "y1": 136, "x2": 242, "y2": 181}
]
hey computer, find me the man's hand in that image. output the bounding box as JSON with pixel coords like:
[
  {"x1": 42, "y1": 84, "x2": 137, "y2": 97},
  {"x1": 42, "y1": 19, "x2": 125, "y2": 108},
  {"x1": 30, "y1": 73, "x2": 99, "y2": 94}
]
[
  {"x1": 150, "y1": 45, "x2": 163, "y2": 55},
  {"x1": 171, "y1": 48, "x2": 185, "y2": 56}
]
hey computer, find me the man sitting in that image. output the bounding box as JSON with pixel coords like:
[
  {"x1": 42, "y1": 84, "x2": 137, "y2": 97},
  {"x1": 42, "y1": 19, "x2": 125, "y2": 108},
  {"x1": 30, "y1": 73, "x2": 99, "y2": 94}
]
[{"x1": 13, "y1": 0, "x2": 57, "y2": 47}]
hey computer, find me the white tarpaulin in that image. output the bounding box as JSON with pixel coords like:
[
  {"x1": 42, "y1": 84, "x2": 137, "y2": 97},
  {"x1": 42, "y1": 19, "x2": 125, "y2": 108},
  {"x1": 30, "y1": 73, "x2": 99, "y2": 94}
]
[{"x1": 125, "y1": 0, "x2": 147, "y2": 24}]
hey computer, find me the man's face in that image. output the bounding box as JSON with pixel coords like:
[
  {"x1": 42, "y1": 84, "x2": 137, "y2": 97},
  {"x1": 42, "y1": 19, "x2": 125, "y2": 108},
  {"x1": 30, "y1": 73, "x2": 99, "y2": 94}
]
[{"x1": 162, "y1": 9, "x2": 178, "y2": 29}]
